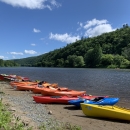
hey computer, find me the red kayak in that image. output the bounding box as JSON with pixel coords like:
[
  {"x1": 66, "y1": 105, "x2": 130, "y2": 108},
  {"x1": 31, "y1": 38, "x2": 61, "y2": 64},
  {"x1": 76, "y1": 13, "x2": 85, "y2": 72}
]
[
  {"x1": 33, "y1": 95, "x2": 78, "y2": 104},
  {"x1": 33, "y1": 95, "x2": 108, "y2": 104}
]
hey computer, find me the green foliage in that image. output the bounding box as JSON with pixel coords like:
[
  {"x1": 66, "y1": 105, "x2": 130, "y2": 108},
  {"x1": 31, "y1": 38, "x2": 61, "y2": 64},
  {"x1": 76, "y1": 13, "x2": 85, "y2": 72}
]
[
  {"x1": 113, "y1": 55, "x2": 124, "y2": 68},
  {"x1": 74, "y1": 56, "x2": 85, "y2": 67},
  {"x1": 101, "y1": 54, "x2": 114, "y2": 66},
  {"x1": 0, "y1": 59, "x2": 19, "y2": 67},
  {"x1": 84, "y1": 49, "x2": 94, "y2": 67},
  {"x1": 122, "y1": 44, "x2": 130, "y2": 60},
  {"x1": 107, "y1": 64, "x2": 118, "y2": 69},
  {"x1": 4, "y1": 25, "x2": 130, "y2": 68},
  {"x1": 0, "y1": 59, "x2": 4, "y2": 67},
  {"x1": 84, "y1": 44, "x2": 102, "y2": 67},
  {"x1": 39, "y1": 118, "x2": 81, "y2": 130}
]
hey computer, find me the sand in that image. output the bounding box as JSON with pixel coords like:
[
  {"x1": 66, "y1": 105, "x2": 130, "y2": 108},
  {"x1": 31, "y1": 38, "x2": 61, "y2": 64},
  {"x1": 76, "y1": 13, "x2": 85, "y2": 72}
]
[{"x1": 0, "y1": 81, "x2": 130, "y2": 130}]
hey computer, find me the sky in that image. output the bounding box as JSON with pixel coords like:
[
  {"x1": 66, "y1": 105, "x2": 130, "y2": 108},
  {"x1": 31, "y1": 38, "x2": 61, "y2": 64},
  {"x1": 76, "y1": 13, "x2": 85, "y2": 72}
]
[{"x1": 0, "y1": 0, "x2": 130, "y2": 60}]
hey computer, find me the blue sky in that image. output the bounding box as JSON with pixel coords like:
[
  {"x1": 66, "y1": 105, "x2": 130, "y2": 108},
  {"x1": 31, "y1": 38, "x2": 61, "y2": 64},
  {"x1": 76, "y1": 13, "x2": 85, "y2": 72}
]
[{"x1": 0, "y1": 0, "x2": 130, "y2": 60}]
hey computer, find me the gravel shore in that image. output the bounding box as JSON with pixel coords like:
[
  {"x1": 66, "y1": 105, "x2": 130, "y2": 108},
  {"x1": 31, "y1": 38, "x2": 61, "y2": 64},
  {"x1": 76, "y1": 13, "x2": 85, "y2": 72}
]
[{"x1": 0, "y1": 81, "x2": 55, "y2": 130}]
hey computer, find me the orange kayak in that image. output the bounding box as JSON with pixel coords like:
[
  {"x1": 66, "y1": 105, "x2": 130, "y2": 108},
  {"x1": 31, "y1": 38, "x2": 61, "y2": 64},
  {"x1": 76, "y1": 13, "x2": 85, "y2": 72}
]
[
  {"x1": 32, "y1": 87, "x2": 48, "y2": 94},
  {"x1": 10, "y1": 81, "x2": 38, "y2": 88},
  {"x1": 13, "y1": 82, "x2": 58, "y2": 92},
  {"x1": 32, "y1": 83, "x2": 58, "y2": 94},
  {"x1": 40, "y1": 87, "x2": 86, "y2": 96},
  {"x1": 16, "y1": 84, "x2": 37, "y2": 91}
]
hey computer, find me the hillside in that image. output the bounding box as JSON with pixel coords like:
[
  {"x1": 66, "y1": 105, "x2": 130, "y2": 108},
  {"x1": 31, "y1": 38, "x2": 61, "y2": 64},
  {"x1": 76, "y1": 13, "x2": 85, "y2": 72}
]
[{"x1": 12, "y1": 25, "x2": 130, "y2": 68}]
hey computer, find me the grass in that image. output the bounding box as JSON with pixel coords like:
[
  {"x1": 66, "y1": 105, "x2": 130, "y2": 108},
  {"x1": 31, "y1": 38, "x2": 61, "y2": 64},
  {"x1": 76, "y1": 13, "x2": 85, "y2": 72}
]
[{"x1": 39, "y1": 118, "x2": 81, "y2": 130}]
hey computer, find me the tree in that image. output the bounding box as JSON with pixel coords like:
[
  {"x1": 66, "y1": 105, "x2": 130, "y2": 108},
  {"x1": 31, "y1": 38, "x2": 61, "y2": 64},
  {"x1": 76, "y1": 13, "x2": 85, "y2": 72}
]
[
  {"x1": 113, "y1": 55, "x2": 124, "y2": 68},
  {"x1": 84, "y1": 44, "x2": 102, "y2": 67},
  {"x1": 74, "y1": 56, "x2": 85, "y2": 67},
  {"x1": 56, "y1": 58, "x2": 64, "y2": 67},
  {"x1": 67, "y1": 55, "x2": 77, "y2": 67},
  {"x1": 0, "y1": 59, "x2": 4, "y2": 67},
  {"x1": 122, "y1": 46, "x2": 130, "y2": 60},
  {"x1": 100, "y1": 54, "x2": 114, "y2": 66},
  {"x1": 84, "y1": 49, "x2": 93, "y2": 67}
]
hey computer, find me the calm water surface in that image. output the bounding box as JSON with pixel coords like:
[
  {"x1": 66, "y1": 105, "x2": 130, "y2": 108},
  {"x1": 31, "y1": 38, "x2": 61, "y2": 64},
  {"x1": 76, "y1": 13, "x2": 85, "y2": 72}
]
[{"x1": 0, "y1": 67, "x2": 130, "y2": 104}]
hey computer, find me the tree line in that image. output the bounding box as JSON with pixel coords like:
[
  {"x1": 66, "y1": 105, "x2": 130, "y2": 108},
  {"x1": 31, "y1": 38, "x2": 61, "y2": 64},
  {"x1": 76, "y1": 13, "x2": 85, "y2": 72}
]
[{"x1": 0, "y1": 59, "x2": 19, "y2": 67}]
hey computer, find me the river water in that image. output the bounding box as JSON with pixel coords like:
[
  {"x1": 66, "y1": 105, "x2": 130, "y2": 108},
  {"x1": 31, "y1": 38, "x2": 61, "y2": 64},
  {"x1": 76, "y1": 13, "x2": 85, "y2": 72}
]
[{"x1": 0, "y1": 67, "x2": 130, "y2": 105}]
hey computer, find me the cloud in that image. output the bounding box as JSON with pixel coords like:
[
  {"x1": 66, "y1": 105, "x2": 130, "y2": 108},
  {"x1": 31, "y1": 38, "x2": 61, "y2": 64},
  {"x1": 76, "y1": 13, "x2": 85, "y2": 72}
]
[
  {"x1": 10, "y1": 52, "x2": 23, "y2": 55},
  {"x1": 33, "y1": 28, "x2": 41, "y2": 33},
  {"x1": 0, "y1": 0, "x2": 61, "y2": 10},
  {"x1": 77, "y1": 22, "x2": 83, "y2": 31},
  {"x1": 24, "y1": 50, "x2": 37, "y2": 54},
  {"x1": 84, "y1": 19, "x2": 108, "y2": 29},
  {"x1": 78, "y1": 19, "x2": 116, "y2": 37},
  {"x1": 85, "y1": 24, "x2": 116, "y2": 37},
  {"x1": 31, "y1": 43, "x2": 36, "y2": 46},
  {"x1": 49, "y1": 33, "x2": 80, "y2": 43},
  {"x1": 0, "y1": 56, "x2": 8, "y2": 59},
  {"x1": 0, "y1": 56, "x2": 5, "y2": 59}
]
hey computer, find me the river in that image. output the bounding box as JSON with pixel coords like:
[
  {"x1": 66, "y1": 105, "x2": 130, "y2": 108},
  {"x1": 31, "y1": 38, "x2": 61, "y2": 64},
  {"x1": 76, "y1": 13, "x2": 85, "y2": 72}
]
[{"x1": 0, "y1": 67, "x2": 130, "y2": 105}]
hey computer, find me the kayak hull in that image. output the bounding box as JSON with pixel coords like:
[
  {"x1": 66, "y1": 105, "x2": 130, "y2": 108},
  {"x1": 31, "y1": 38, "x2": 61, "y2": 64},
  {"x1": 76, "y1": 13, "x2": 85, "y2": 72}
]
[
  {"x1": 33, "y1": 96, "x2": 78, "y2": 104},
  {"x1": 68, "y1": 97, "x2": 119, "y2": 107},
  {"x1": 81, "y1": 103, "x2": 130, "y2": 121}
]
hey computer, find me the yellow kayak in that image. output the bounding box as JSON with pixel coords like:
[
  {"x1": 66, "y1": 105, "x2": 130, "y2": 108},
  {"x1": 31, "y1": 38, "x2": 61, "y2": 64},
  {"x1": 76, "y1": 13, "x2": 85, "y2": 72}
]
[{"x1": 81, "y1": 103, "x2": 130, "y2": 121}]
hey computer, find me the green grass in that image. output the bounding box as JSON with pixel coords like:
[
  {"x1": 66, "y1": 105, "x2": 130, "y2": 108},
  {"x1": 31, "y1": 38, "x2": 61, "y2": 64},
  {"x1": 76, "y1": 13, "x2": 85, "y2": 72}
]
[{"x1": 39, "y1": 118, "x2": 81, "y2": 130}]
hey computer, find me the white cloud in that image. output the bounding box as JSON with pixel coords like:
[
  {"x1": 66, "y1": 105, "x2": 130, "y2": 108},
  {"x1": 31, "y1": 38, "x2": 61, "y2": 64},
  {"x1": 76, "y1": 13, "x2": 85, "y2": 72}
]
[
  {"x1": 0, "y1": 56, "x2": 8, "y2": 59},
  {"x1": 50, "y1": 0, "x2": 61, "y2": 7},
  {"x1": 31, "y1": 43, "x2": 36, "y2": 46},
  {"x1": 77, "y1": 22, "x2": 83, "y2": 27},
  {"x1": 0, "y1": 56, "x2": 5, "y2": 59},
  {"x1": 77, "y1": 22, "x2": 83, "y2": 31},
  {"x1": 84, "y1": 19, "x2": 108, "y2": 29},
  {"x1": 10, "y1": 52, "x2": 23, "y2": 55},
  {"x1": 79, "y1": 18, "x2": 116, "y2": 37},
  {"x1": 24, "y1": 50, "x2": 37, "y2": 54},
  {"x1": 0, "y1": 0, "x2": 61, "y2": 10},
  {"x1": 85, "y1": 24, "x2": 115, "y2": 37},
  {"x1": 49, "y1": 33, "x2": 80, "y2": 43},
  {"x1": 33, "y1": 28, "x2": 41, "y2": 33}
]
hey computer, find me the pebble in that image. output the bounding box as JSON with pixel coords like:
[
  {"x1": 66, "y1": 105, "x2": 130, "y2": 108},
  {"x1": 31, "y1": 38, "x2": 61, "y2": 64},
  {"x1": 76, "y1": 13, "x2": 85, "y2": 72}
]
[{"x1": 0, "y1": 81, "x2": 56, "y2": 129}]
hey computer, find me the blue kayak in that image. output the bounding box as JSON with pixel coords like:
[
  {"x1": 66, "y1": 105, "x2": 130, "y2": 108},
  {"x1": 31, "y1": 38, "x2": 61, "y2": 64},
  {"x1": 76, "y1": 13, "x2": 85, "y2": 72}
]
[{"x1": 68, "y1": 97, "x2": 119, "y2": 107}]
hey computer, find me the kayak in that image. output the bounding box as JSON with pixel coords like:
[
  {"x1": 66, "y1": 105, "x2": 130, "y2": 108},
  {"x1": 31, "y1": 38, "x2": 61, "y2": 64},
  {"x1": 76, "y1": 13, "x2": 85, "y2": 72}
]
[
  {"x1": 33, "y1": 95, "x2": 108, "y2": 104},
  {"x1": 81, "y1": 103, "x2": 130, "y2": 121},
  {"x1": 40, "y1": 87, "x2": 86, "y2": 97},
  {"x1": 15, "y1": 84, "x2": 37, "y2": 91},
  {"x1": 10, "y1": 81, "x2": 38, "y2": 88},
  {"x1": 32, "y1": 83, "x2": 58, "y2": 94},
  {"x1": 33, "y1": 95, "x2": 79, "y2": 104},
  {"x1": 68, "y1": 97, "x2": 119, "y2": 107}
]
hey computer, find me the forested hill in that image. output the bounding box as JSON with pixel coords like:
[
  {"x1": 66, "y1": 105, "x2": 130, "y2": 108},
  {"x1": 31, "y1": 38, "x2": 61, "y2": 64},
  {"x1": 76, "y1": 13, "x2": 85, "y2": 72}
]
[{"x1": 13, "y1": 25, "x2": 130, "y2": 68}]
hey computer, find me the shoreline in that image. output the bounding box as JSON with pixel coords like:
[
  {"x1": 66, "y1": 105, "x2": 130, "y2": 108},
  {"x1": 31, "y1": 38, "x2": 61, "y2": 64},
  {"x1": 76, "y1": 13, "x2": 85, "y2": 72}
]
[
  {"x1": 0, "y1": 81, "x2": 130, "y2": 130},
  {"x1": 0, "y1": 81, "x2": 54, "y2": 130}
]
